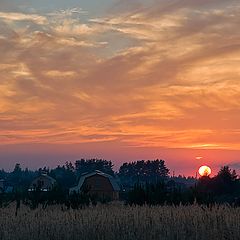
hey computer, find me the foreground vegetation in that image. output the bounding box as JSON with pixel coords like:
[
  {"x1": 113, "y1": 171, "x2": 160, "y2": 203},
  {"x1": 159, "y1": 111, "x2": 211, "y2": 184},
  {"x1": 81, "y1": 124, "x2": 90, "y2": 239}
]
[
  {"x1": 0, "y1": 203, "x2": 240, "y2": 240},
  {"x1": 1, "y1": 160, "x2": 240, "y2": 239}
]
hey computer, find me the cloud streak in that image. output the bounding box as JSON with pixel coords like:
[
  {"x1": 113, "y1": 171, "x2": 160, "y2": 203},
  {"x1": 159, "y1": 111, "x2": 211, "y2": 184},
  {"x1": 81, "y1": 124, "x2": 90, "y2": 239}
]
[
  {"x1": 0, "y1": 0, "x2": 239, "y2": 155},
  {"x1": 0, "y1": 12, "x2": 47, "y2": 24}
]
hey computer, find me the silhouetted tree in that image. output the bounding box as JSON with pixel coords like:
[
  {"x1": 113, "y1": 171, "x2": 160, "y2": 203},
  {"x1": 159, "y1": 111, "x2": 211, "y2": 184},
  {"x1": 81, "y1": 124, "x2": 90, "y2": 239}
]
[
  {"x1": 127, "y1": 181, "x2": 168, "y2": 206},
  {"x1": 212, "y1": 166, "x2": 238, "y2": 195},
  {"x1": 50, "y1": 162, "x2": 76, "y2": 190},
  {"x1": 0, "y1": 169, "x2": 7, "y2": 179},
  {"x1": 119, "y1": 159, "x2": 169, "y2": 188},
  {"x1": 195, "y1": 166, "x2": 239, "y2": 204},
  {"x1": 75, "y1": 159, "x2": 114, "y2": 176},
  {"x1": 128, "y1": 183, "x2": 146, "y2": 206},
  {"x1": 7, "y1": 163, "x2": 22, "y2": 189}
]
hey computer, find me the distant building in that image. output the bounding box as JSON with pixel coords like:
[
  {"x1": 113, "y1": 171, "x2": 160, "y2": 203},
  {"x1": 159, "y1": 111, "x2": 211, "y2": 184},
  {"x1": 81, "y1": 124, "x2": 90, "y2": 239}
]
[
  {"x1": 5, "y1": 186, "x2": 14, "y2": 193},
  {"x1": 69, "y1": 170, "x2": 120, "y2": 200},
  {"x1": 0, "y1": 179, "x2": 14, "y2": 193},
  {"x1": 28, "y1": 173, "x2": 57, "y2": 192}
]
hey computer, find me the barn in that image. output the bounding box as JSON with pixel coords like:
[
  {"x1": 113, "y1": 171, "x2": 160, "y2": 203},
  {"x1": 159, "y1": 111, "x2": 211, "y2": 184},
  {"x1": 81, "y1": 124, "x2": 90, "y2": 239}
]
[
  {"x1": 69, "y1": 170, "x2": 120, "y2": 200},
  {"x1": 28, "y1": 173, "x2": 57, "y2": 192}
]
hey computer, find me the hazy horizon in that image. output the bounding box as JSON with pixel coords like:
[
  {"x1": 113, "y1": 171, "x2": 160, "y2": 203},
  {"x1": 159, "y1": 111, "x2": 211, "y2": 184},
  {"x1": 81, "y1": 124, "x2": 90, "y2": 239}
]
[{"x1": 1, "y1": 143, "x2": 240, "y2": 177}]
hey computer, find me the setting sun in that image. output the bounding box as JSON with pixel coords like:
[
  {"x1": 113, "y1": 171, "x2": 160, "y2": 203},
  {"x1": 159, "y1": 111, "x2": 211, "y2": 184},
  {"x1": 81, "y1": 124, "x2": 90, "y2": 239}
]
[
  {"x1": 198, "y1": 166, "x2": 212, "y2": 177},
  {"x1": 0, "y1": 0, "x2": 239, "y2": 239}
]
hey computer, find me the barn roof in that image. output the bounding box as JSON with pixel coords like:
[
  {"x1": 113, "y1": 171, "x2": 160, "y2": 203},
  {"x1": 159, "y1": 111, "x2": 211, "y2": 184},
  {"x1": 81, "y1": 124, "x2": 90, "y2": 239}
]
[{"x1": 70, "y1": 170, "x2": 120, "y2": 193}]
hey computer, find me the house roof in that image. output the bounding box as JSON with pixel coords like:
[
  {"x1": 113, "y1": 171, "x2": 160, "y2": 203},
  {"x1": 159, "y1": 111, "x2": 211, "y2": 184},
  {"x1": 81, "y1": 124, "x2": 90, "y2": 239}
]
[
  {"x1": 70, "y1": 170, "x2": 120, "y2": 193},
  {"x1": 36, "y1": 174, "x2": 57, "y2": 184}
]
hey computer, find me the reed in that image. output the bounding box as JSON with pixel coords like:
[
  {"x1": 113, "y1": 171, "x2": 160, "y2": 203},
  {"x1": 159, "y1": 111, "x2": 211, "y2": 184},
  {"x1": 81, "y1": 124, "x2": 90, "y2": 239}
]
[{"x1": 0, "y1": 203, "x2": 239, "y2": 240}]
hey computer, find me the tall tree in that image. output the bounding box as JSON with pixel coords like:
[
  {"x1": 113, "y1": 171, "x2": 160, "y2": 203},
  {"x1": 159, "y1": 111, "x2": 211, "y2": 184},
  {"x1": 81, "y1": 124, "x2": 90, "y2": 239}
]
[
  {"x1": 212, "y1": 166, "x2": 238, "y2": 195},
  {"x1": 8, "y1": 163, "x2": 22, "y2": 188},
  {"x1": 50, "y1": 162, "x2": 76, "y2": 190},
  {"x1": 75, "y1": 159, "x2": 114, "y2": 176},
  {"x1": 119, "y1": 159, "x2": 170, "y2": 187}
]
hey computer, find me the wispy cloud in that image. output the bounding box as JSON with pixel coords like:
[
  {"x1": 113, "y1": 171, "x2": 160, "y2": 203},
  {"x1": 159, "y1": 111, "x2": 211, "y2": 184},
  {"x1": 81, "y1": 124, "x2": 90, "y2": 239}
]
[
  {"x1": 0, "y1": 12, "x2": 47, "y2": 24},
  {"x1": 0, "y1": 0, "x2": 239, "y2": 152}
]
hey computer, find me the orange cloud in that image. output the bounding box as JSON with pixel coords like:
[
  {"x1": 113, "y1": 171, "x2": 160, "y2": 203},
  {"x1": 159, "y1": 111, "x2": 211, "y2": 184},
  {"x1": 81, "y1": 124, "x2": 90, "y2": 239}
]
[
  {"x1": 0, "y1": 0, "x2": 239, "y2": 155},
  {"x1": 0, "y1": 12, "x2": 47, "y2": 24}
]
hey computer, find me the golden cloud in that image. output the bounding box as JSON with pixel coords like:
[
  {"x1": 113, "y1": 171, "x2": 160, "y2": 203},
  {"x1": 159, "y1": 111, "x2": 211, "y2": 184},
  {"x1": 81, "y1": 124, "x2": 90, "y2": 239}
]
[
  {"x1": 0, "y1": 0, "x2": 239, "y2": 151},
  {"x1": 0, "y1": 12, "x2": 47, "y2": 24}
]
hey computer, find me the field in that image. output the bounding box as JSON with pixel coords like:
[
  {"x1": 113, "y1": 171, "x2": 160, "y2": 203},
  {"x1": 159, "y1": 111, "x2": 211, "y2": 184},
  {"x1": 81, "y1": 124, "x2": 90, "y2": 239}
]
[{"x1": 0, "y1": 203, "x2": 240, "y2": 240}]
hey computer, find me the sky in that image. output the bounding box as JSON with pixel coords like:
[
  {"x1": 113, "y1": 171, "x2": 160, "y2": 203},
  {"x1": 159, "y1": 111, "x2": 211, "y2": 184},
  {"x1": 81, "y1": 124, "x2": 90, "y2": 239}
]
[{"x1": 0, "y1": 0, "x2": 240, "y2": 175}]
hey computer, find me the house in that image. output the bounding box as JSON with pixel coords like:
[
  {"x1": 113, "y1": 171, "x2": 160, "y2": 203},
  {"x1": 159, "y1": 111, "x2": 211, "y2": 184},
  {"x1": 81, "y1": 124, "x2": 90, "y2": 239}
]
[
  {"x1": 5, "y1": 186, "x2": 14, "y2": 193},
  {"x1": 69, "y1": 170, "x2": 120, "y2": 200},
  {"x1": 28, "y1": 173, "x2": 57, "y2": 192},
  {"x1": 0, "y1": 179, "x2": 14, "y2": 193}
]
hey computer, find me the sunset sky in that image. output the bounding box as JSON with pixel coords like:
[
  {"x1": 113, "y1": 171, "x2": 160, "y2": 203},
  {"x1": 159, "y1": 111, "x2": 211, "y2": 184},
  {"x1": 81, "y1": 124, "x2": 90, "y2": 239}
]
[{"x1": 0, "y1": 0, "x2": 239, "y2": 175}]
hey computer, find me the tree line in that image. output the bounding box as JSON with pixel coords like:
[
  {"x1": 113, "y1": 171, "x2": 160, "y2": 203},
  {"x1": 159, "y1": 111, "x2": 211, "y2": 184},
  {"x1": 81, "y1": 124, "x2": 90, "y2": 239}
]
[
  {"x1": 1, "y1": 159, "x2": 240, "y2": 209},
  {"x1": 0, "y1": 159, "x2": 170, "y2": 192}
]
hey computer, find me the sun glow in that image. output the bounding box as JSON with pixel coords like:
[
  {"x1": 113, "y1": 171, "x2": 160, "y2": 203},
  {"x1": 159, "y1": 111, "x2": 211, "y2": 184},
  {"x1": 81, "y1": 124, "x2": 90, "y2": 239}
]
[{"x1": 198, "y1": 165, "x2": 212, "y2": 177}]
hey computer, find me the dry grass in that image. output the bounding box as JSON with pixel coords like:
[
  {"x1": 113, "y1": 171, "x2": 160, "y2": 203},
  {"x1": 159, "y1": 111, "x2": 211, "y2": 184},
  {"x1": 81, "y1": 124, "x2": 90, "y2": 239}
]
[{"x1": 0, "y1": 203, "x2": 240, "y2": 240}]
